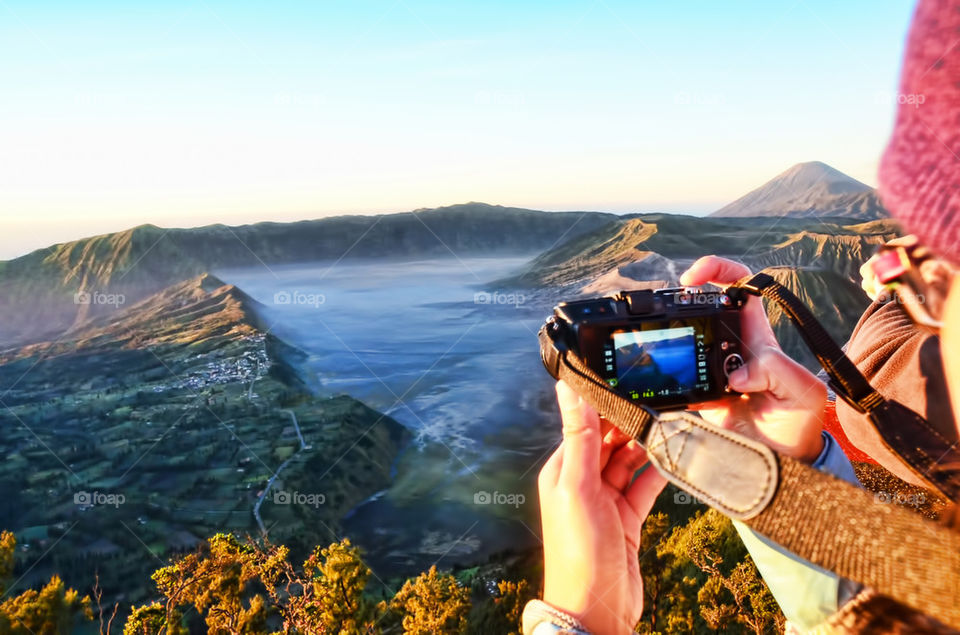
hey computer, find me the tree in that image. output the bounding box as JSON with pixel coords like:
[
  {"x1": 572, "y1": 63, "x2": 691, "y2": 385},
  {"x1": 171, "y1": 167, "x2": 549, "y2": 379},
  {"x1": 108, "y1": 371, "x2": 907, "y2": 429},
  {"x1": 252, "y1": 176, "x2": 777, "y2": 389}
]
[
  {"x1": 637, "y1": 511, "x2": 671, "y2": 633},
  {"x1": 294, "y1": 538, "x2": 377, "y2": 634},
  {"x1": 661, "y1": 510, "x2": 784, "y2": 635},
  {"x1": 147, "y1": 533, "x2": 268, "y2": 634},
  {"x1": 0, "y1": 531, "x2": 92, "y2": 634},
  {"x1": 699, "y1": 557, "x2": 784, "y2": 635},
  {"x1": 467, "y1": 579, "x2": 534, "y2": 635},
  {"x1": 125, "y1": 535, "x2": 380, "y2": 635},
  {"x1": 123, "y1": 602, "x2": 186, "y2": 635},
  {"x1": 0, "y1": 531, "x2": 14, "y2": 595},
  {"x1": 493, "y1": 579, "x2": 533, "y2": 635},
  {"x1": 0, "y1": 575, "x2": 92, "y2": 634},
  {"x1": 389, "y1": 565, "x2": 469, "y2": 634}
]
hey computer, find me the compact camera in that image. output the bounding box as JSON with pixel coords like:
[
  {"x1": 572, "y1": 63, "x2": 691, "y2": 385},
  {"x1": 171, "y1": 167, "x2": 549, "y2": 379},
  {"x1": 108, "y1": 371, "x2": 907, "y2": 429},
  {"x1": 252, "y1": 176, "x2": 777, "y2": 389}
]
[{"x1": 540, "y1": 287, "x2": 748, "y2": 410}]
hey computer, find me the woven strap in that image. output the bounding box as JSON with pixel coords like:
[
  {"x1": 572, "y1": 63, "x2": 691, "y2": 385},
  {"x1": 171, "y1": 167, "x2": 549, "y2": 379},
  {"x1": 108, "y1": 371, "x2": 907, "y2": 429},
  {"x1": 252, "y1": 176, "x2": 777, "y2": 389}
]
[
  {"x1": 736, "y1": 272, "x2": 960, "y2": 500},
  {"x1": 749, "y1": 454, "x2": 960, "y2": 627},
  {"x1": 539, "y1": 321, "x2": 656, "y2": 441}
]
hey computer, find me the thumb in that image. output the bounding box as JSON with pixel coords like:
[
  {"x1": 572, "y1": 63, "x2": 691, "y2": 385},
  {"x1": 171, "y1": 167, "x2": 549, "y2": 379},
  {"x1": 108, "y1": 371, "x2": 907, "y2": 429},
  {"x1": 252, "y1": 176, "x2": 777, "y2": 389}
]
[
  {"x1": 728, "y1": 348, "x2": 824, "y2": 404},
  {"x1": 726, "y1": 353, "x2": 775, "y2": 394},
  {"x1": 556, "y1": 380, "x2": 601, "y2": 488}
]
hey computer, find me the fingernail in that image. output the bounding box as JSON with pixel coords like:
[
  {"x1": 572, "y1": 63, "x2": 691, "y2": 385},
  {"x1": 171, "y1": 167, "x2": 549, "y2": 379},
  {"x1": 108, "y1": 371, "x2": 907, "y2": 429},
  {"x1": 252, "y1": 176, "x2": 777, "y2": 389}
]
[{"x1": 556, "y1": 380, "x2": 582, "y2": 411}]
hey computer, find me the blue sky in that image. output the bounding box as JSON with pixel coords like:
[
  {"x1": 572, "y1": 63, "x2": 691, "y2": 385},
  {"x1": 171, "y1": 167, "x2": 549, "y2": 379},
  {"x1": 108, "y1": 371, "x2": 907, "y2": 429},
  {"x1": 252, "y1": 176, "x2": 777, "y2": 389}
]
[{"x1": 0, "y1": 0, "x2": 916, "y2": 258}]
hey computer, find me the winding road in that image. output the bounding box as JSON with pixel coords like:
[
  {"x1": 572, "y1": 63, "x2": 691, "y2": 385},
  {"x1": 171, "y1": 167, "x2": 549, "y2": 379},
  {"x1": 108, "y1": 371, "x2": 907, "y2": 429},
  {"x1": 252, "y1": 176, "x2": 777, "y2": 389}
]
[{"x1": 253, "y1": 408, "x2": 309, "y2": 535}]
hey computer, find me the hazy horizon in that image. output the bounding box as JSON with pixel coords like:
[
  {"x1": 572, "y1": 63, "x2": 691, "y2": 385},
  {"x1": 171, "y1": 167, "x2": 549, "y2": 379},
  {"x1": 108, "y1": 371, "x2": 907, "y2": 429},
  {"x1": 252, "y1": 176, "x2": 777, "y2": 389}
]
[{"x1": 1, "y1": 0, "x2": 915, "y2": 259}]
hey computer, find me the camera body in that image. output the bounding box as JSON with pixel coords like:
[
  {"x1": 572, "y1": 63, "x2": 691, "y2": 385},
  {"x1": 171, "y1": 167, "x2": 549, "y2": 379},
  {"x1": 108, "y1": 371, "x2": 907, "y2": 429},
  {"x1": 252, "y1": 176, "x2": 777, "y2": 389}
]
[{"x1": 543, "y1": 287, "x2": 747, "y2": 410}]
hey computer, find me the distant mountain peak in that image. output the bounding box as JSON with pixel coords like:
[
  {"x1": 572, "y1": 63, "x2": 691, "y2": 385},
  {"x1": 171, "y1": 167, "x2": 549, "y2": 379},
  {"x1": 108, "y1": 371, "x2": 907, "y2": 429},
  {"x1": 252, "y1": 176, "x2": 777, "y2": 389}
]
[
  {"x1": 711, "y1": 162, "x2": 882, "y2": 219},
  {"x1": 777, "y1": 161, "x2": 869, "y2": 187}
]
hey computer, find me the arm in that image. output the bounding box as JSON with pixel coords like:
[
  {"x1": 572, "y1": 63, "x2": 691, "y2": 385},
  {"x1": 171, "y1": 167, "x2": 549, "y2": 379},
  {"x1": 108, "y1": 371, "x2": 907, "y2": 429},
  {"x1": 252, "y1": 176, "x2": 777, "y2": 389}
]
[{"x1": 533, "y1": 381, "x2": 667, "y2": 634}]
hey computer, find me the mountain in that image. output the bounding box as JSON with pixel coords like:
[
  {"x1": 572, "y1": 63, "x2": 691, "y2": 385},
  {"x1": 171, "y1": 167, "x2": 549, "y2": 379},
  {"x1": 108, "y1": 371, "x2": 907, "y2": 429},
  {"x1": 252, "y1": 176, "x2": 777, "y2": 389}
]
[
  {"x1": 710, "y1": 161, "x2": 888, "y2": 219},
  {"x1": 0, "y1": 203, "x2": 617, "y2": 346},
  {"x1": 0, "y1": 273, "x2": 407, "y2": 601},
  {"x1": 747, "y1": 220, "x2": 901, "y2": 281},
  {"x1": 759, "y1": 266, "x2": 872, "y2": 368},
  {"x1": 504, "y1": 214, "x2": 900, "y2": 288},
  {"x1": 501, "y1": 213, "x2": 900, "y2": 368}
]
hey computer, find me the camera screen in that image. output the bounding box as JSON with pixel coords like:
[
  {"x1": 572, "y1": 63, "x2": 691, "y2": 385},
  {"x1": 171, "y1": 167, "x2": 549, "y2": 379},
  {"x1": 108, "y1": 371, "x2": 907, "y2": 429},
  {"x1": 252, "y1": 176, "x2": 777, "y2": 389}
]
[{"x1": 609, "y1": 326, "x2": 704, "y2": 398}]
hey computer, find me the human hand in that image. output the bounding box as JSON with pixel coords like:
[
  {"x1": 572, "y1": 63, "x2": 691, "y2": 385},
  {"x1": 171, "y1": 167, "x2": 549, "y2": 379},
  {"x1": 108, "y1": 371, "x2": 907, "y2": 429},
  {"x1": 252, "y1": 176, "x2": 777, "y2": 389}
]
[
  {"x1": 679, "y1": 256, "x2": 826, "y2": 462},
  {"x1": 538, "y1": 381, "x2": 667, "y2": 635}
]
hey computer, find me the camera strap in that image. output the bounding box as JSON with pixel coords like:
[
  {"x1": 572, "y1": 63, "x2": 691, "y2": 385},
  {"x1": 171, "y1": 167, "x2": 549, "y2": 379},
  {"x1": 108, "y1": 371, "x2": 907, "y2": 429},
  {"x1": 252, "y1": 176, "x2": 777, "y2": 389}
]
[
  {"x1": 734, "y1": 272, "x2": 960, "y2": 501},
  {"x1": 538, "y1": 273, "x2": 960, "y2": 627}
]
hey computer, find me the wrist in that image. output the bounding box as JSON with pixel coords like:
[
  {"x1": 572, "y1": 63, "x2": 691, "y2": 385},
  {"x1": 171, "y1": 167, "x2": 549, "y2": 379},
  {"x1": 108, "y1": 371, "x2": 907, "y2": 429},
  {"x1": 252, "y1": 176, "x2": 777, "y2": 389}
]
[
  {"x1": 798, "y1": 429, "x2": 826, "y2": 463},
  {"x1": 523, "y1": 599, "x2": 593, "y2": 634},
  {"x1": 540, "y1": 594, "x2": 633, "y2": 635}
]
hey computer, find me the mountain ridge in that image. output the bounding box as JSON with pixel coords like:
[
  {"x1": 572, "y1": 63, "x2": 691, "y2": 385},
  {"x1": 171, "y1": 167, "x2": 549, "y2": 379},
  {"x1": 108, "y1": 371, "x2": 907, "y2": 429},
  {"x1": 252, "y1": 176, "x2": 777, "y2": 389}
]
[
  {"x1": 0, "y1": 203, "x2": 619, "y2": 346},
  {"x1": 499, "y1": 214, "x2": 900, "y2": 368}
]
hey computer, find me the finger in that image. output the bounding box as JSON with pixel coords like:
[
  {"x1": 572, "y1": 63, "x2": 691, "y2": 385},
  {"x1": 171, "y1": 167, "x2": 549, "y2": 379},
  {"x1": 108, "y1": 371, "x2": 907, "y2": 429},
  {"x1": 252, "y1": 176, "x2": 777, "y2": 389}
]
[
  {"x1": 538, "y1": 442, "x2": 564, "y2": 490},
  {"x1": 601, "y1": 440, "x2": 648, "y2": 491},
  {"x1": 599, "y1": 416, "x2": 614, "y2": 438},
  {"x1": 728, "y1": 348, "x2": 825, "y2": 404},
  {"x1": 624, "y1": 463, "x2": 668, "y2": 519},
  {"x1": 690, "y1": 401, "x2": 735, "y2": 428},
  {"x1": 599, "y1": 426, "x2": 632, "y2": 470},
  {"x1": 679, "y1": 256, "x2": 775, "y2": 350},
  {"x1": 726, "y1": 355, "x2": 774, "y2": 394},
  {"x1": 679, "y1": 255, "x2": 751, "y2": 286},
  {"x1": 556, "y1": 380, "x2": 602, "y2": 488}
]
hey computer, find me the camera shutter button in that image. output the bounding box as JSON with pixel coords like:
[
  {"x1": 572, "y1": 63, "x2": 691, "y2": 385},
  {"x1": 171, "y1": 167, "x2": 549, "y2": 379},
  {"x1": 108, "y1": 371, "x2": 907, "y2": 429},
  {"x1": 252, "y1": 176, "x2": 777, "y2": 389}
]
[{"x1": 723, "y1": 353, "x2": 744, "y2": 378}]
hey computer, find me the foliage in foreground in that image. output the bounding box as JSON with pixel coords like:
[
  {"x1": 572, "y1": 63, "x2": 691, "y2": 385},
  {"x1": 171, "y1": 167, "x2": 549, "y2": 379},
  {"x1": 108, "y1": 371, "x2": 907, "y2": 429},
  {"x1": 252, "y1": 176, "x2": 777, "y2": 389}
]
[
  {"x1": 0, "y1": 505, "x2": 785, "y2": 634},
  {"x1": 0, "y1": 531, "x2": 92, "y2": 635},
  {"x1": 638, "y1": 509, "x2": 785, "y2": 634}
]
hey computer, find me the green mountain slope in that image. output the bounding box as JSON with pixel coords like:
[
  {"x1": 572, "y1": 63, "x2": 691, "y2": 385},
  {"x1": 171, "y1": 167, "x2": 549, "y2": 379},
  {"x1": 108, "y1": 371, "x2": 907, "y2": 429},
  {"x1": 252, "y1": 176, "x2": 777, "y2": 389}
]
[
  {"x1": 0, "y1": 274, "x2": 407, "y2": 605},
  {"x1": 0, "y1": 203, "x2": 617, "y2": 345}
]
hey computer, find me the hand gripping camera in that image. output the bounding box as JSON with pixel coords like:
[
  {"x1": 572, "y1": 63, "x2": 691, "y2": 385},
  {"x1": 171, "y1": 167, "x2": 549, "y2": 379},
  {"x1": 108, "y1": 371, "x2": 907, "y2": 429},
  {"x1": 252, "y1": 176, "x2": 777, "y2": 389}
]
[{"x1": 540, "y1": 287, "x2": 748, "y2": 410}]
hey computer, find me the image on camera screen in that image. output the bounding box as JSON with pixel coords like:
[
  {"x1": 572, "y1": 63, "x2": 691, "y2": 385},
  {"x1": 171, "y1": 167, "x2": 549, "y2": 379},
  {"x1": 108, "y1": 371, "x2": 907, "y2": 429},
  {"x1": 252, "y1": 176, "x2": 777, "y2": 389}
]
[{"x1": 612, "y1": 326, "x2": 697, "y2": 396}]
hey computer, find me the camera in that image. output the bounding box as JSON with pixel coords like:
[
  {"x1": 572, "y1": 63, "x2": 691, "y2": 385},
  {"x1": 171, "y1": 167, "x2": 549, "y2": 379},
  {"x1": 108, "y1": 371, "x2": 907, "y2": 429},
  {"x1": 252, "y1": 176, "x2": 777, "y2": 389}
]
[{"x1": 540, "y1": 287, "x2": 747, "y2": 410}]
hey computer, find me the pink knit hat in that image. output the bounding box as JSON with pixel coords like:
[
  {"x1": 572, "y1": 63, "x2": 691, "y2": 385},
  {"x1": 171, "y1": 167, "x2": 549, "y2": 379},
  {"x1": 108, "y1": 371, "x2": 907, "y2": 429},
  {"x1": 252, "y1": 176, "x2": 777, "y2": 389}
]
[{"x1": 878, "y1": 0, "x2": 960, "y2": 265}]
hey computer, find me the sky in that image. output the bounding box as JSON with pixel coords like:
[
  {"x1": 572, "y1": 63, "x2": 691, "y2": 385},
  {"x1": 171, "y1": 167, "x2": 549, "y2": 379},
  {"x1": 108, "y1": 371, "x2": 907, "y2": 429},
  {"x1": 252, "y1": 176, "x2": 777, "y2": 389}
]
[{"x1": 0, "y1": 0, "x2": 917, "y2": 259}]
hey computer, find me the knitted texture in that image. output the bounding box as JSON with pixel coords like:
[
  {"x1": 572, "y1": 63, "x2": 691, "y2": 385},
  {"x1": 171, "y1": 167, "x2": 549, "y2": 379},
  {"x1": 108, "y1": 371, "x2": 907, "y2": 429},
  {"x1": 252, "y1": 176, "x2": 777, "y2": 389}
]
[{"x1": 879, "y1": 0, "x2": 960, "y2": 265}]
